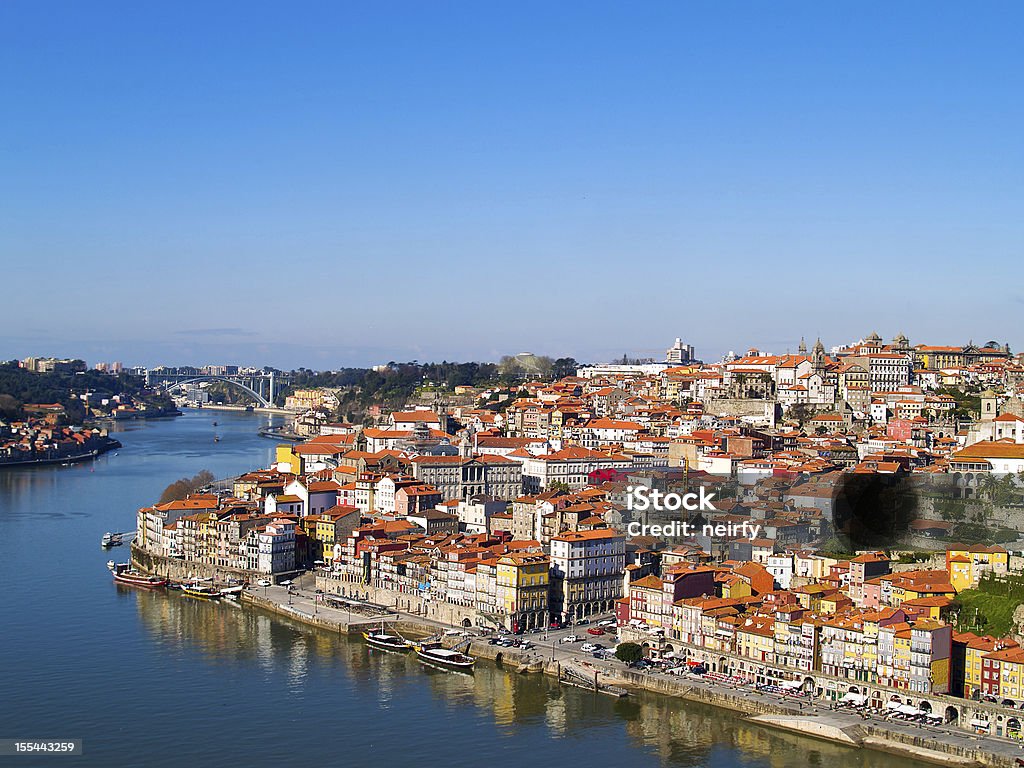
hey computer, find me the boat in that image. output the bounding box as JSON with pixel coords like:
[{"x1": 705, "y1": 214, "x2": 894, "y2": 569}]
[
  {"x1": 219, "y1": 585, "x2": 245, "y2": 598},
  {"x1": 101, "y1": 532, "x2": 114, "y2": 547},
  {"x1": 109, "y1": 563, "x2": 168, "y2": 589},
  {"x1": 363, "y1": 625, "x2": 413, "y2": 653},
  {"x1": 213, "y1": 435, "x2": 220, "y2": 443},
  {"x1": 182, "y1": 583, "x2": 221, "y2": 600},
  {"x1": 414, "y1": 642, "x2": 475, "y2": 672},
  {"x1": 212, "y1": 421, "x2": 218, "y2": 427}
]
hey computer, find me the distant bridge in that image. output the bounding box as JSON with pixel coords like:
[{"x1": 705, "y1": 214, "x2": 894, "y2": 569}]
[{"x1": 147, "y1": 372, "x2": 277, "y2": 408}]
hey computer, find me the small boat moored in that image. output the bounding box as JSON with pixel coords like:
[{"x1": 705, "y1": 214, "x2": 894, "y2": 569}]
[
  {"x1": 414, "y1": 641, "x2": 475, "y2": 672},
  {"x1": 363, "y1": 625, "x2": 413, "y2": 653},
  {"x1": 109, "y1": 562, "x2": 168, "y2": 589},
  {"x1": 182, "y1": 582, "x2": 222, "y2": 600}
]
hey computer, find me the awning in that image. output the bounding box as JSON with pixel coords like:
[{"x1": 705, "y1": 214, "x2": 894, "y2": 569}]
[
  {"x1": 841, "y1": 693, "x2": 865, "y2": 705},
  {"x1": 898, "y1": 704, "x2": 921, "y2": 716},
  {"x1": 970, "y1": 717, "x2": 989, "y2": 728},
  {"x1": 780, "y1": 680, "x2": 801, "y2": 689},
  {"x1": 886, "y1": 700, "x2": 902, "y2": 710}
]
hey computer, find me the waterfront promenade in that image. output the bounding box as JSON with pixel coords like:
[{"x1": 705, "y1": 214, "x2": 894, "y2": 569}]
[{"x1": 237, "y1": 575, "x2": 1024, "y2": 768}]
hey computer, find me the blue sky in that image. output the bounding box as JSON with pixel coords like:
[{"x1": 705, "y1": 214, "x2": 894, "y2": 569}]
[{"x1": 2, "y1": 2, "x2": 1021, "y2": 369}]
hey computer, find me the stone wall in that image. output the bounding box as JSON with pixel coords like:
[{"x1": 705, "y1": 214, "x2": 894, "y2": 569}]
[
  {"x1": 315, "y1": 573, "x2": 482, "y2": 629},
  {"x1": 130, "y1": 544, "x2": 301, "y2": 584}
]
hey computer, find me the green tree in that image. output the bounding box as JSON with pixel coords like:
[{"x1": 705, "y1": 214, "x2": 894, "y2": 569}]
[
  {"x1": 158, "y1": 470, "x2": 215, "y2": 503},
  {"x1": 615, "y1": 642, "x2": 643, "y2": 664},
  {"x1": 0, "y1": 394, "x2": 20, "y2": 420}
]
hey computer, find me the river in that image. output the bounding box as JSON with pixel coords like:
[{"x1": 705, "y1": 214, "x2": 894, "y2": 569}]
[{"x1": 0, "y1": 409, "x2": 919, "y2": 767}]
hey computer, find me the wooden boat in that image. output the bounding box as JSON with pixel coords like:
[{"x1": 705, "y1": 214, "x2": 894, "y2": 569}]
[
  {"x1": 363, "y1": 627, "x2": 413, "y2": 652},
  {"x1": 181, "y1": 583, "x2": 221, "y2": 600},
  {"x1": 110, "y1": 563, "x2": 168, "y2": 589},
  {"x1": 414, "y1": 642, "x2": 475, "y2": 672}
]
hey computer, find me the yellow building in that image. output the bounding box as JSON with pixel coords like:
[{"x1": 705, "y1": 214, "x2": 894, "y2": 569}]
[
  {"x1": 947, "y1": 555, "x2": 974, "y2": 592},
  {"x1": 275, "y1": 444, "x2": 305, "y2": 475},
  {"x1": 736, "y1": 615, "x2": 775, "y2": 664},
  {"x1": 495, "y1": 553, "x2": 549, "y2": 631},
  {"x1": 957, "y1": 633, "x2": 1013, "y2": 700},
  {"x1": 982, "y1": 646, "x2": 1024, "y2": 720},
  {"x1": 883, "y1": 570, "x2": 956, "y2": 607},
  {"x1": 300, "y1": 507, "x2": 360, "y2": 562},
  {"x1": 946, "y1": 544, "x2": 1009, "y2": 590},
  {"x1": 719, "y1": 574, "x2": 752, "y2": 600}
]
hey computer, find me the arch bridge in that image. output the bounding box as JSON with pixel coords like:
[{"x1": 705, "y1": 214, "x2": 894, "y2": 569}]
[{"x1": 152, "y1": 374, "x2": 275, "y2": 408}]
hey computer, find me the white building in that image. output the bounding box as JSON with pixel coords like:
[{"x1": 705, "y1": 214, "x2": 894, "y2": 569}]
[
  {"x1": 513, "y1": 446, "x2": 630, "y2": 493},
  {"x1": 950, "y1": 440, "x2": 1024, "y2": 474},
  {"x1": 454, "y1": 497, "x2": 507, "y2": 535},
  {"x1": 549, "y1": 529, "x2": 626, "y2": 621},
  {"x1": 766, "y1": 553, "x2": 794, "y2": 590},
  {"x1": 255, "y1": 519, "x2": 296, "y2": 574}
]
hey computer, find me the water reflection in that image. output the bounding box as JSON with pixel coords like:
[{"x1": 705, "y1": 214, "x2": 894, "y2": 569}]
[{"x1": 132, "y1": 590, "x2": 920, "y2": 768}]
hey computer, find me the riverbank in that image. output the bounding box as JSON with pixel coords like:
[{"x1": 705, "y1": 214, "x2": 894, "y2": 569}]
[
  {"x1": 0, "y1": 437, "x2": 121, "y2": 469},
  {"x1": 184, "y1": 404, "x2": 293, "y2": 416},
  {"x1": 257, "y1": 425, "x2": 302, "y2": 441},
  {"x1": 244, "y1": 585, "x2": 1013, "y2": 766},
  {"x1": 95, "y1": 408, "x2": 182, "y2": 422},
  {"x1": 128, "y1": 550, "x2": 1016, "y2": 767}
]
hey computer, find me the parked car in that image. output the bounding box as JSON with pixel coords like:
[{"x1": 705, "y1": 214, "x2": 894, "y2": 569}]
[
  {"x1": 256, "y1": 579, "x2": 272, "y2": 587},
  {"x1": 560, "y1": 635, "x2": 580, "y2": 643},
  {"x1": 597, "y1": 619, "x2": 616, "y2": 627},
  {"x1": 587, "y1": 627, "x2": 605, "y2": 635},
  {"x1": 580, "y1": 643, "x2": 599, "y2": 652},
  {"x1": 575, "y1": 618, "x2": 590, "y2": 625}
]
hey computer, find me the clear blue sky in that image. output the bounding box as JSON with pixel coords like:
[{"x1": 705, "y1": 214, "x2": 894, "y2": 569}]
[{"x1": 2, "y1": 2, "x2": 1021, "y2": 369}]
